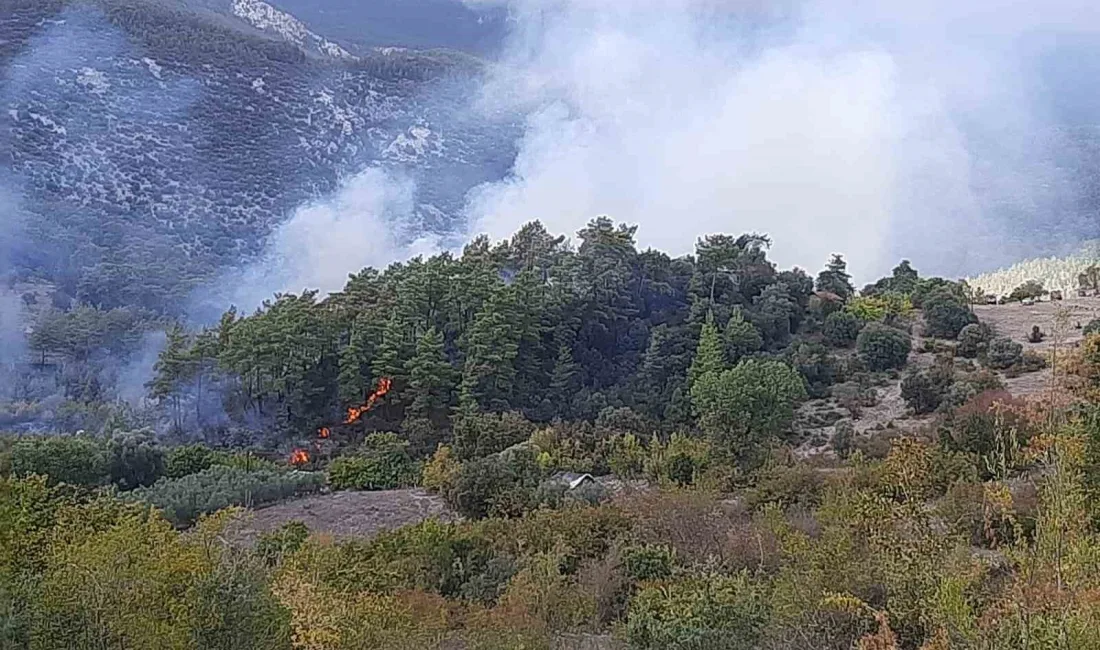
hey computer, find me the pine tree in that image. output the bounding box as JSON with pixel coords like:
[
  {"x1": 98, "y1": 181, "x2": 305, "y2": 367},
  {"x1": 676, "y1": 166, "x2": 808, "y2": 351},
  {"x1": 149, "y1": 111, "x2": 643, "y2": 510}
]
[
  {"x1": 688, "y1": 318, "x2": 726, "y2": 386},
  {"x1": 816, "y1": 254, "x2": 854, "y2": 300},
  {"x1": 405, "y1": 327, "x2": 457, "y2": 421},
  {"x1": 725, "y1": 310, "x2": 763, "y2": 364},
  {"x1": 148, "y1": 324, "x2": 191, "y2": 432},
  {"x1": 189, "y1": 329, "x2": 218, "y2": 427},
  {"x1": 549, "y1": 344, "x2": 578, "y2": 418},
  {"x1": 338, "y1": 313, "x2": 374, "y2": 406},
  {"x1": 459, "y1": 290, "x2": 520, "y2": 413},
  {"x1": 371, "y1": 312, "x2": 412, "y2": 408}
]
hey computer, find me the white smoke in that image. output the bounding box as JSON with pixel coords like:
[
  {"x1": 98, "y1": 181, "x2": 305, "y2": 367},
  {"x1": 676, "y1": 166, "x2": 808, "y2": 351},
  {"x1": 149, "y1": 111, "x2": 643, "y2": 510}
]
[
  {"x1": 197, "y1": 168, "x2": 440, "y2": 316},
  {"x1": 462, "y1": 0, "x2": 1100, "y2": 281}
]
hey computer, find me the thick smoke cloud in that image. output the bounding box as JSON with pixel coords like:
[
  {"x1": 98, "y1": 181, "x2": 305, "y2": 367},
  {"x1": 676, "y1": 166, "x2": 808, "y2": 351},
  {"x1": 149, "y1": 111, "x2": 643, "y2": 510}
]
[
  {"x1": 461, "y1": 0, "x2": 1100, "y2": 281},
  {"x1": 193, "y1": 168, "x2": 440, "y2": 318}
]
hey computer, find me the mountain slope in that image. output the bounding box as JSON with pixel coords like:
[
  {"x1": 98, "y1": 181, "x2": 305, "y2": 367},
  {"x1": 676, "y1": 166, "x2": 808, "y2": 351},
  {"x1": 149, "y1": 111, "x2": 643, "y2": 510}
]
[{"x1": 1, "y1": 0, "x2": 518, "y2": 311}]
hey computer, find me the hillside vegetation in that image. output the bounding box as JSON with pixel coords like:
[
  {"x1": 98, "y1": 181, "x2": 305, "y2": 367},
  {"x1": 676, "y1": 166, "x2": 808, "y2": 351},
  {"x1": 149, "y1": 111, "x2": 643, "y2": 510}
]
[{"x1": 11, "y1": 220, "x2": 1100, "y2": 649}]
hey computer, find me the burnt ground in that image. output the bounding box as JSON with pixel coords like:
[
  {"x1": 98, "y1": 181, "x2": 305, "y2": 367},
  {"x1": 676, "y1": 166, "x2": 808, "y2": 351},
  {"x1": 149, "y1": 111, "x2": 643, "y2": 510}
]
[{"x1": 233, "y1": 488, "x2": 454, "y2": 543}]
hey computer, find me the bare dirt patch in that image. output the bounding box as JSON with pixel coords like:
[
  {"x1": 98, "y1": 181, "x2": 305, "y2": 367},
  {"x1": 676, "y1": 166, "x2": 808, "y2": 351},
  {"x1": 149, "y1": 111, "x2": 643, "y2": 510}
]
[
  {"x1": 233, "y1": 488, "x2": 455, "y2": 542},
  {"x1": 974, "y1": 296, "x2": 1100, "y2": 398}
]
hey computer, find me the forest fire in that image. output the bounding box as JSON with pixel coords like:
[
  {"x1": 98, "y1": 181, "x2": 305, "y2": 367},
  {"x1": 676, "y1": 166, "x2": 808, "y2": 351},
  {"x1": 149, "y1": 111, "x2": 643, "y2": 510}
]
[
  {"x1": 344, "y1": 377, "x2": 392, "y2": 424},
  {"x1": 318, "y1": 427, "x2": 330, "y2": 439},
  {"x1": 289, "y1": 448, "x2": 310, "y2": 466}
]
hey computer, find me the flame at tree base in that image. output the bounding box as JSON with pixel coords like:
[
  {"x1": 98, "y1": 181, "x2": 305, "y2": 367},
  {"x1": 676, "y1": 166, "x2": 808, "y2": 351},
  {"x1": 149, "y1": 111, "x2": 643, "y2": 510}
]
[{"x1": 289, "y1": 448, "x2": 310, "y2": 466}]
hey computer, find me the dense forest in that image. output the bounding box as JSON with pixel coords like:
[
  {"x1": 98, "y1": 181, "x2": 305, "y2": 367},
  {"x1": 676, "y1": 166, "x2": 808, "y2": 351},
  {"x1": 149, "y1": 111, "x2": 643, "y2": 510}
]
[{"x1": 9, "y1": 219, "x2": 1100, "y2": 649}]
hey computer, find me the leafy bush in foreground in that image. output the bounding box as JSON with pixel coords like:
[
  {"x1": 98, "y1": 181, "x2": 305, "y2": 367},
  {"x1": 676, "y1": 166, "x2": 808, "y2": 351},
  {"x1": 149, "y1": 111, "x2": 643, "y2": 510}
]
[
  {"x1": 626, "y1": 573, "x2": 768, "y2": 650},
  {"x1": 128, "y1": 465, "x2": 322, "y2": 527}
]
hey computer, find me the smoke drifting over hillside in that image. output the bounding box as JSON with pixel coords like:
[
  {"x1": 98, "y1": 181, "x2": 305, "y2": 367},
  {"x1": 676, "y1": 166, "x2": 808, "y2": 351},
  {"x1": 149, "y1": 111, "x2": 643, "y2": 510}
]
[
  {"x1": 461, "y1": 0, "x2": 1100, "y2": 281},
  {"x1": 0, "y1": 183, "x2": 27, "y2": 395},
  {"x1": 186, "y1": 0, "x2": 1100, "y2": 308},
  {"x1": 195, "y1": 168, "x2": 440, "y2": 317}
]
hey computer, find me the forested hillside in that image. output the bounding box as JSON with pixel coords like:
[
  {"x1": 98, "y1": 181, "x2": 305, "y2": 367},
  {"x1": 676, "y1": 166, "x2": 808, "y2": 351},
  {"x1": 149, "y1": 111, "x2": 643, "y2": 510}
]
[
  {"x1": 12, "y1": 2, "x2": 1100, "y2": 646},
  {"x1": 146, "y1": 219, "x2": 845, "y2": 445},
  {"x1": 7, "y1": 218, "x2": 1100, "y2": 649}
]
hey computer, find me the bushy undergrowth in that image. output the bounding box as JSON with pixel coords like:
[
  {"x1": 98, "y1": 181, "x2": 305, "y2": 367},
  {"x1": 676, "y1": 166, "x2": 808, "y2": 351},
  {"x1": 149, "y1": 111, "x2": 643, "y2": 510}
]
[{"x1": 127, "y1": 465, "x2": 322, "y2": 526}]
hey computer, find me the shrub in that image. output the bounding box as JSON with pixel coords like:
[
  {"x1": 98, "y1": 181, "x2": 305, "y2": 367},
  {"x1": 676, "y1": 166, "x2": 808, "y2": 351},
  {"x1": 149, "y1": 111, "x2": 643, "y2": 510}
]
[
  {"x1": 608, "y1": 433, "x2": 647, "y2": 479},
  {"x1": 1007, "y1": 280, "x2": 1047, "y2": 302},
  {"x1": 985, "y1": 337, "x2": 1023, "y2": 370},
  {"x1": 822, "y1": 311, "x2": 863, "y2": 347},
  {"x1": 595, "y1": 407, "x2": 652, "y2": 436},
  {"x1": 644, "y1": 434, "x2": 712, "y2": 487},
  {"x1": 164, "y1": 444, "x2": 217, "y2": 479},
  {"x1": 256, "y1": 520, "x2": 310, "y2": 566},
  {"x1": 745, "y1": 463, "x2": 825, "y2": 511},
  {"x1": 622, "y1": 544, "x2": 675, "y2": 582},
  {"x1": 1018, "y1": 350, "x2": 1048, "y2": 374},
  {"x1": 923, "y1": 292, "x2": 977, "y2": 339},
  {"x1": 453, "y1": 411, "x2": 536, "y2": 460},
  {"x1": 421, "y1": 445, "x2": 461, "y2": 492},
  {"x1": 626, "y1": 574, "x2": 768, "y2": 650},
  {"x1": 10, "y1": 435, "x2": 109, "y2": 488},
  {"x1": 691, "y1": 359, "x2": 808, "y2": 458},
  {"x1": 213, "y1": 451, "x2": 282, "y2": 473},
  {"x1": 911, "y1": 278, "x2": 966, "y2": 308},
  {"x1": 833, "y1": 421, "x2": 856, "y2": 459},
  {"x1": 106, "y1": 430, "x2": 165, "y2": 491},
  {"x1": 900, "y1": 362, "x2": 955, "y2": 415},
  {"x1": 784, "y1": 341, "x2": 838, "y2": 398},
  {"x1": 1085, "y1": 319, "x2": 1100, "y2": 337},
  {"x1": 941, "y1": 369, "x2": 1005, "y2": 410},
  {"x1": 530, "y1": 420, "x2": 613, "y2": 475},
  {"x1": 444, "y1": 447, "x2": 542, "y2": 519},
  {"x1": 939, "y1": 391, "x2": 1031, "y2": 480},
  {"x1": 957, "y1": 323, "x2": 993, "y2": 358},
  {"x1": 327, "y1": 433, "x2": 418, "y2": 491},
  {"x1": 127, "y1": 465, "x2": 322, "y2": 527},
  {"x1": 856, "y1": 324, "x2": 912, "y2": 371},
  {"x1": 845, "y1": 293, "x2": 913, "y2": 324},
  {"x1": 876, "y1": 439, "x2": 976, "y2": 502}
]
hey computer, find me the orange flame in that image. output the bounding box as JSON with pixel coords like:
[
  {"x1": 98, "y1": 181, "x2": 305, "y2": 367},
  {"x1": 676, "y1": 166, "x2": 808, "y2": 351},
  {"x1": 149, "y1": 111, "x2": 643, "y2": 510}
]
[
  {"x1": 344, "y1": 377, "x2": 392, "y2": 424},
  {"x1": 289, "y1": 448, "x2": 310, "y2": 466},
  {"x1": 318, "y1": 427, "x2": 330, "y2": 439}
]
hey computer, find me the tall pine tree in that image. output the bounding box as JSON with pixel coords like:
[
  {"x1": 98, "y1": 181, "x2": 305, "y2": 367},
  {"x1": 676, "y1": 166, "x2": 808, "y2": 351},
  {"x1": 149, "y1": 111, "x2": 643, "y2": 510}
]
[
  {"x1": 688, "y1": 317, "x2": 726, "y2": 387},
  {"x1": 405, "y1": 327, "x2": 457, "y2": 422}
]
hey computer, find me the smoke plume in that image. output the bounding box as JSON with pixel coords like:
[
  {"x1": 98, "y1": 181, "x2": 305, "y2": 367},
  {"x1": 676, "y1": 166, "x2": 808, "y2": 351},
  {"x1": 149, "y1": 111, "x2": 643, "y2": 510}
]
[
  {"x1": 461, "y1": 0, "x2": 1100, "y2": 281},
  {"x1": 193, "y1": 167, "x2": 440, "y2": 318}
]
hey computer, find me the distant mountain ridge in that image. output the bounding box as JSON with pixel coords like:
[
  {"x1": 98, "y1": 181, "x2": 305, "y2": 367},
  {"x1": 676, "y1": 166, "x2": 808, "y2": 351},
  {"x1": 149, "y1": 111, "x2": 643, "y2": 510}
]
[{"x1": 1, "y1": 0, "x2": 519, "y2": 312}]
